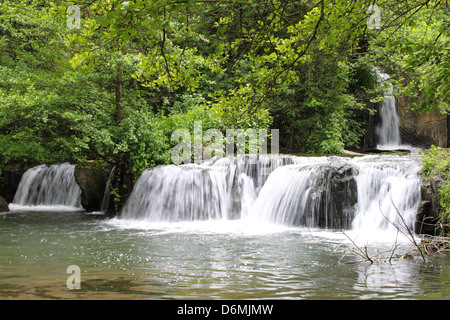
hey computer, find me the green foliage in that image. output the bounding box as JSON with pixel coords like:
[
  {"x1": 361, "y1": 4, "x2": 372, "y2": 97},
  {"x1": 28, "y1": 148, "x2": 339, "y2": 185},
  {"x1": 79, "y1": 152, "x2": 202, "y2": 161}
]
[
  {"x1": 422, "y1": 146, "x2": 450, "y2": 223},
  {"x1": 0, "y1": 1, "x2": 76, "y2": 167},
  {"x1": 115, "y1": 110, "x2": 171, "y2": 180},
  {"x1": 270, "y1": 57, "x2": 375, "y2": 154},
  {"x1": 367, "y1": 1, "x2": 449, "y2": 114},
  {"x1": 0, "y1": 0, "x2": 448, "y2": 206}
]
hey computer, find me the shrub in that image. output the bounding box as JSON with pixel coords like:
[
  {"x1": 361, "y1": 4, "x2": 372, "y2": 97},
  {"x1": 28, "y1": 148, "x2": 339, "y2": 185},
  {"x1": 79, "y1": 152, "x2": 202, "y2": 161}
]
[{"x1": 421, "y1": 146, "x2": 450, "y2": 225}]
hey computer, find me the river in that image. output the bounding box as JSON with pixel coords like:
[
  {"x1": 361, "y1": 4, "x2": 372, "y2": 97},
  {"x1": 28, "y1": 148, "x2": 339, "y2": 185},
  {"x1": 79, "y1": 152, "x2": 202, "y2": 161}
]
[
  {"x1": 0, "y1": 207, "x2": 448, "y2": 300},
  {"x1": 1, "y1": 154, "x2": 449, "y2": 300}
]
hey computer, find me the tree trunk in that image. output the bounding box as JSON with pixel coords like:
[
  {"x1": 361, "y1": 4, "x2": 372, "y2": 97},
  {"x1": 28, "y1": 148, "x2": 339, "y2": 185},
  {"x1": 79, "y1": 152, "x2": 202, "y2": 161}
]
[
  {"x1": 114, "y1": 66, "x2": 128, "y2": 215},
  {"x1": 115, "y1": 67, "x2": 123, "y2": 124}
]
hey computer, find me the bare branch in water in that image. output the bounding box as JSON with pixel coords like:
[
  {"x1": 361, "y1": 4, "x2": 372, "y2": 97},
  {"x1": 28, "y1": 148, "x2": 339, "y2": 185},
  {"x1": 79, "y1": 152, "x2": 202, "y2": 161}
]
[
  {"x1": 386, "y1": 195, "x2": 426, "y2": 262},
  {"x1": 340, "y1": 232, "x2": 373, "y2": 264}
]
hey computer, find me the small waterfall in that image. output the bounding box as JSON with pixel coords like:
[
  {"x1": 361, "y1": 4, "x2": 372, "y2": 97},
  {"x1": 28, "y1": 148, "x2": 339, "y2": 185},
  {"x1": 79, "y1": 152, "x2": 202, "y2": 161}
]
[
  {"x1": 121, "y1": 164, "x2": 229, "y2": 221},
  {"x1": 121, "y1": 155, "x2": 327, "y2": 222},
  {"x1": 209, "y1": 155, "x2": 326, "y2": 217},
  {"x1": 376, "y1": 80, "x2": 401, "y2": 148},
  {"x1": 100, "y1": 166, "x2": 116, "y2": 213},
  {"x1": 351, "y1": 155, "x2": 421, "y2": 233},
  {"x1": 121, "y1": 154, "x2": 422, "y2": 233},
  {"x1": 12, "y1": 163, "x2": 82, "y2": 208},
  {"x1": 249, "y1": 159, "x2": 357, "y2": 229},
  {"x1": 374, "y1": 71, "x2": 417, "y2": 152}
]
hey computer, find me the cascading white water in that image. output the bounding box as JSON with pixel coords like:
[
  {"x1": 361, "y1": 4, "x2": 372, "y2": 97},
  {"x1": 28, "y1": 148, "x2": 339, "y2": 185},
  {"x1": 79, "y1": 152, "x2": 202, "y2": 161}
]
[
  {"x1": 210, "y1": 154, "x2": 326, "y2": 218},
  {"x1": 248, "y1": 159, "x2": 358, "y2": 229},
  {"x1": 120, "y1": 154, "x2": 422, "y2": 234},
  {"x1": 12, "y1": 163, "x2": 82, "y2": 208},
  {"x1": 351, "y1": 155, "x2": 421, "y2": 233},
  {"x1": 374, "y1": 70, "x2": 418, "y2": 153},
  {"x1": 376, "y1": 72, "x2": 402, "y2": 148},
  {"x1": 121, "y1": 155, "x2": 326, "y2": 222},
  {"x1": 121, "y1": 164, "x2": 229, "y2": 221},
  {"x1": 249, "y1": 164, "x2": 328, "y2": 227}
]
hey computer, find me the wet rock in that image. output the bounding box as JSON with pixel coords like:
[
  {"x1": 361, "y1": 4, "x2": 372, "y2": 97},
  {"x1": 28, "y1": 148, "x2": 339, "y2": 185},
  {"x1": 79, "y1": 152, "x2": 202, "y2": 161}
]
[
  {"x1": 319, "y1": 164, "x2": 358, "y2": 229},
  {"x1": 0, "y1": 196, "x2": 9, "y2": 213},
  {"x1": 415, "y1": 200, "x2": 441, "y2": 236},
  {"x1": 416, "y1": 179, "x2": 442, "y2": 236},
  {"x1": 74, "y1": 161, "x2": 108, "y2": 212},
  {"x1": 295, "y1": 163, "x2": 358, "y2": 229}
]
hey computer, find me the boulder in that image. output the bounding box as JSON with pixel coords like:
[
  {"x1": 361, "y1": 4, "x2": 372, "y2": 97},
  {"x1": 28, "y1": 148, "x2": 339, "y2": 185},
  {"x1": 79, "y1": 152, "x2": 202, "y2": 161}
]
[
  {"x1": 74, "y1": 161, "x2": 109, "y2": 212},
  {"x1": 0, "y1": 196, "x2": 9, "y2": 213},
  {"x1": 415, "y1": 178, "x2": 443, "y2": 236},
  {"x1": 319, "y1": 163, "x2": 358, "y2": 229},
  {"x1": 415, "y1": 200, "x2": 441, "y2": 236},
  {"x1": 295, "y1": 163, "x2": 358, "y2": 229}
]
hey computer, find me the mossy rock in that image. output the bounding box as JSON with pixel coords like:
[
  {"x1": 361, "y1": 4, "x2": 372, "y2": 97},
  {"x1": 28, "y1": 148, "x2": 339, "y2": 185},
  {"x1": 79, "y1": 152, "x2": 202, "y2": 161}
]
[{"x1": 74, "y1": 161, "x2": 109, "y2": 212}]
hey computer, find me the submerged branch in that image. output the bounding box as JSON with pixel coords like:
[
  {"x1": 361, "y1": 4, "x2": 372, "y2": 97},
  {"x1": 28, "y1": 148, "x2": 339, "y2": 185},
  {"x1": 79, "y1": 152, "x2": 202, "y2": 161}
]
[
  {"x1": 388, "y1": 229, "x2": 399, "y2": 263},
  {"x1": 341, "y1": 231, "x2": 373, "y2": 264},
  {"x1": 388, "y1": 196, "x2": 426, "y2": 262}
]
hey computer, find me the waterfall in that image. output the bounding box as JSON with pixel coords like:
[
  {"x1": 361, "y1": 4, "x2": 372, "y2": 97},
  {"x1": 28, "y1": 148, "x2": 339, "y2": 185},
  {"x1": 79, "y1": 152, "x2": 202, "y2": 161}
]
[
  {"x1": 120, "y1": 154, "x2": 422, "y2": 233},
  {"x1": 376, "y1": 72, "x2": 401, "y2": 148},
  {"x1": 121, "y1": 164, "x2": 229, "y2": 221},
  {"x1": 12, "y1": 163, "x2": 82, "y2": 208},
  {"x1": 374, "y1": 71, "x2": 418, "y2": 153},
  {"x1": 351, "y1": 155, "x2": 421, "y2": 233},
  {"x1": 121, "y1": 155, "x2": 325, "y2": 222},
  {"x1": 100, "y1": 166, "x2": 116, "y2": 213},
  {"x1": 209, "y1": 154, "x2": 326, "y2": 217},
  {"x1": 248, "y1": 159, "x2": 358, "y2": 229}
]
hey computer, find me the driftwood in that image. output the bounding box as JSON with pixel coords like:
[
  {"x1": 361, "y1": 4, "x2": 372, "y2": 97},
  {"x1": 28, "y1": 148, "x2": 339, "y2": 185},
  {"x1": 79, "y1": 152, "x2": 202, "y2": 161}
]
[
  {"x1": 339, "y1": 232, "x2": 373, "y2": 264},
  {"x1": 419, "y1": 234, "x2": 450, "y2": 255},
  {"x1": 383, "y1": 196, "x2": 426, "y2": 262},
  {"x1": 339, "y1": 194, "x2": 450, "y2": 264},
  {"x1": 339, "y1": 196, "x2": 428, "y2": 264}
]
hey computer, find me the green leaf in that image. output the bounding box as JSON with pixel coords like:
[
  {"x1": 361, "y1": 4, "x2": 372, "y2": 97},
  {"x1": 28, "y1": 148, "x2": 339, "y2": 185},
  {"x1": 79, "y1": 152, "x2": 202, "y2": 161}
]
[{"x1": 122, "y1": 31, "x2": 130, "y2": 41}]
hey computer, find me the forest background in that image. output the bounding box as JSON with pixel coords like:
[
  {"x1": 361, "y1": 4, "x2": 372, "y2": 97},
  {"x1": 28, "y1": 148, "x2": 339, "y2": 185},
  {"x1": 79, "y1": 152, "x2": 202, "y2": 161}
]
[{"x1": 0, "y1": 0, "x2": 448, "y2": 211}]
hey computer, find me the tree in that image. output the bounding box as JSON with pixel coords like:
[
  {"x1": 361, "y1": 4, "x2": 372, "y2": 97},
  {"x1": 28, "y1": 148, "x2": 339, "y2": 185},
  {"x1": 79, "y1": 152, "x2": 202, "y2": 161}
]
[
  {"x1": 1, "y1": 0, "x2": 447, "y2": 211},
  {"x1": 0, "y1": 0, "x2": 91, "y2": 167},
  {"x1": 366, "y1": 0, "x2": 449, "y2": 114}
]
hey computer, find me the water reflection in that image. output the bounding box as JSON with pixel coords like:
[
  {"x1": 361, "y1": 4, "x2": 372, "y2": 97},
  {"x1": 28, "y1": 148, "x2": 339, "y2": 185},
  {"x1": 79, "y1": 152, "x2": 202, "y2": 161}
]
[{"x1": 0, "y1": 211, "x2": 448, "y2": 299}]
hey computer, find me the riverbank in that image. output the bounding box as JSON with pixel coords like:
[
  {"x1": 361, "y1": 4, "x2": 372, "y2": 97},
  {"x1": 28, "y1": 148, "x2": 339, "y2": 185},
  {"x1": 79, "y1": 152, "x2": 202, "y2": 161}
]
[{"x1": 420, "y1": 146, "x2": 449, "y2": 235}]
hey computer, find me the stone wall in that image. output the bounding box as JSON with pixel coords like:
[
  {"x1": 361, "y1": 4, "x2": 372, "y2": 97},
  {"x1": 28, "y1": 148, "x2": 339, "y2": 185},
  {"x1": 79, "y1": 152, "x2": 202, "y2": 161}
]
[{"x1": 397, "y1": 96, "x2": 448, "y2": 148}]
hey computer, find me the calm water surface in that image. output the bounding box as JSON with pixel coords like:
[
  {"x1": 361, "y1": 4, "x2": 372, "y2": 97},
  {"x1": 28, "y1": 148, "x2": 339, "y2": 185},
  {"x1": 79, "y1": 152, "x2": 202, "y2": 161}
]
[{"x1": 0, "y1": 209, "x2": 448, "y2": 300}]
